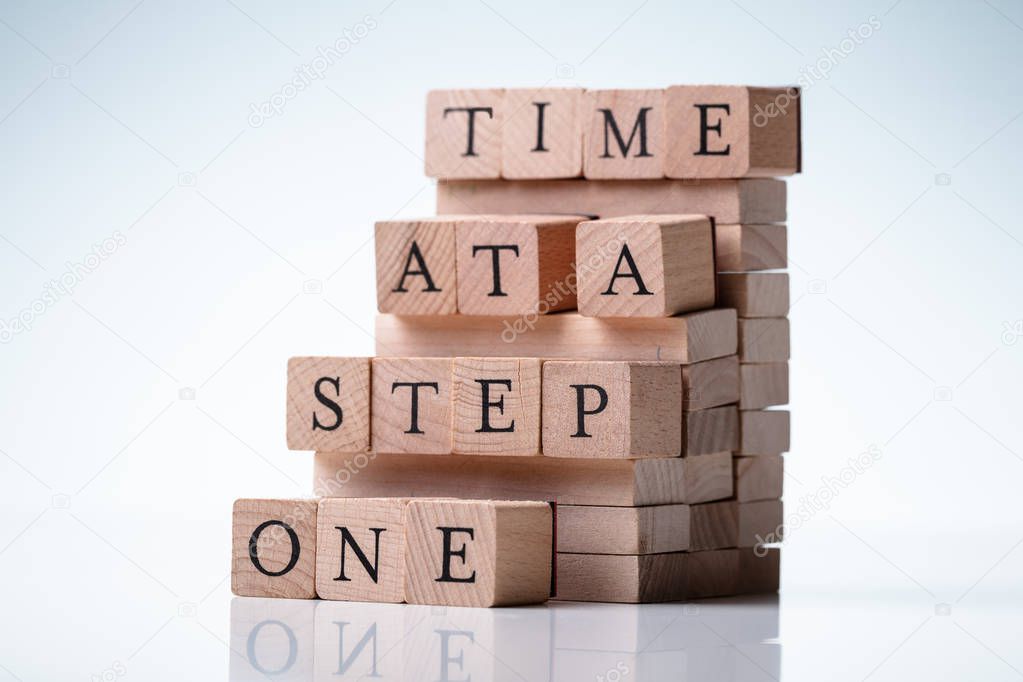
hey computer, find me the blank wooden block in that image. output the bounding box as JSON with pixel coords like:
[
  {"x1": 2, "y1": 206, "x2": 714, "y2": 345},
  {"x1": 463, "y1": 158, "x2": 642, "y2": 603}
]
[
  {"x1": 690, "y1": 501, "x2": 739, "y2": 551},
  {"x1": 686, "y1": 548, "x2": 740, "y2": 598},
  {"x1": 454, "y1": 214, "x2": 582, "y2": 316},
  {"x1": 425, "y1": 89, "x2": 503, "y2": 179},
  {"x1": 583, "y1": 89, "x2": 664, "y2": 179},
  {"x1": 738, "y1": 318, "x2": 790, "y2": 363},
  {"x1": 738, "y1": 500, "x2": 784, "y2": 547},
  {"x1": 664, "y1": 85, "x2": 801, "y2": 179},
  {"x1": 375, "y1": 218, "x2": 457, "y2": 315},
  {"x1": 683, "y1": 355, "x2": 740, "y2": 411},
  {"x1": 403, "y1": 499, "x2": 552, "y2": 607},
  {"x1": 230, "y1": 597, "x2": 315, "y2": 681},
  {"x1": 734, "y1": 455, "x2": 784, "y2": 502},
  {"x1": 542, "y1": 361, "x2": 682, "y2": 458},
  {"x1": 740, "y1": 363, "x2": 789, "y2": 409},
  {"x1": 555, "y1": 553, "x2": 687, "y2": 603},
  {"x1": 371, "y1": 357, "x2": 452, "y2": 455},
  {"x1": 717, "y1": 273, "x2": 789, "y2": 317},
  {"x1": 684, "y1": 450, "x2": 734, "y2": 503},
  {"x1": 451, "y1": 357, "x2": 542, "y2": 456},
  {"x1": 232, "y1": 498, "x2": 318, "y2": 599},
  {"x1": 577, "y1": 215, "x2": 715, "y2": 317},
  {"x1": 683, "y1": 405, "x2": 739, "y2": 456},
  {"x1": 714, "y1": 224, "x2": 787, "y2": 272},
  {"x1": 502, "y1": 88, "x2": 583, "y2": 179},
  {"x1": 557, "y1": 504, "x2": 691, "y2": 554},
  {"x1": 738, "y1": 546, "x2": 781, "y2": 594},
  {"x1": 286, "y1": 357, "x2": 370, "y2": 452},
  {"x1": 315, "y1": 498, "x2": 408, "y2": 603},
  {"x1": 376, "y1": 309, "x2": 736, "y2": 363},
  {"x1": 739, "y1": 409, "x2": 790, "y2": 455}
]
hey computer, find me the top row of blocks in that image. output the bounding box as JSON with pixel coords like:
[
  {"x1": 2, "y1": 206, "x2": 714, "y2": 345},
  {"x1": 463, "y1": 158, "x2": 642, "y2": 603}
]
[{"x1": 425, "y1": 86, "x2": 801, "y2": 180}]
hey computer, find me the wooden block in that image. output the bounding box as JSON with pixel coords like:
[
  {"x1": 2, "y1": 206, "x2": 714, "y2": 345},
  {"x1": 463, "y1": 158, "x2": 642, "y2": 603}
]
[
  {"x1": 425, "y1": 89, "x2": 503, "y2": 179},
  {"x1": 734, "y1": 455, "x2": 784, "y2": 502},
  {"x1": 313, "y1": 601, "x2": 406, "y2": 680},
  {"x1": 555, "y1": 553, "x2": 687, "y2": 603},
  {"x1": 738, "y1": 546, "x2": 781, "y2": 594},
  {"x1": 541, "y1": 361, "x2": 682, "y2": 458},
  {"x1": 577, "y1": 215, "x2": 715, "y2": 317},
  {"x1": 230, "y1": 597, "x2": 315, "y2": 681},
  {"x1": 286, "y1": 357, "x2": 370, "y2": 452},
  {"x1": 683, "y1": 355, "x2": 739, "y2": 411},
  {"x1": 451, "y1": 357, "x2": 542, "y2": 456},
  {"x1": 374, "y1": 218, "x2": 457, "y2": 315},
  {"x1": 232, "y1": 498, "x2": 318, "y2": 599},
  {"x1": 375, "y1": 309, "x2": 737, "y2": 364},
  {"x1": 556, "y1": 504, "x2": 691, "y2": 554},
  {"x1": 454, "y1": 214, "x2": 582, "y2": 316},
  {"x1": 370, "y1": 357, "x2": 451, "y2": 455},
  {"x1": 739, "y1": 363, "x2": 789, "y2": 409},
  {"x1": 683, "y1": 405, "x2": 738, "y2": 456},
  {"x1": 315, "y1": 498, "x2": 408, "y2": 603},
  {"x1": 738, "y1": 500, "x2": 784, "y2": 547},
  {"x1": 502, "y1": 88, "x2": 583, "y2": 179},
  {"x1": 583, "y1": 89, "x2": 664, "y2": 179},
  {"x1": 690, "y1": 500, "x2": 739, "y2": 551},
  {"x1": 714, "y1": 224, "x2": 787, "y2": 272},
  {"x1": 403, "y1": 499, "x2": 552, "y2": 607},
  {"x1": 314, "y1": 452, "x2": 693, "y2": 506},
  {"x1": 738, "y1": 409, "x2": 790, "y2": 455},
  {"x1": 686, "y1": 548, "x2": 740, "y2": 598},
  {"x1": 684, "y1": 450, "x2": 734, "y2": 503},
  {"x1": 437, "y1": 178, "x2": 786, "y2": 224},
  {"x1": 664, "y1": 85, "x2": 801, "y2": 179},
  {"x1": 717, "y1": 273, "x2": 789, "y2": 317},
  {"x1": 738, "y1": 318, "x2": 790, "y2": 363}
]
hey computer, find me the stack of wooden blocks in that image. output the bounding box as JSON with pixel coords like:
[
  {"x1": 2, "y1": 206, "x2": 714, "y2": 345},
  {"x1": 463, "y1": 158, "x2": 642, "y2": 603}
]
[{"x1": 232, "y1": 85, "x2": 799, "y2": 606}]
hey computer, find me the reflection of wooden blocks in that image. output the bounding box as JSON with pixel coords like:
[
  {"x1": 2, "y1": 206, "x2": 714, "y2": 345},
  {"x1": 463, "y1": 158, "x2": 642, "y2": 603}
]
[
  {"x1": 684, "y1": 450, "x2": 734, "y2": 503},
  {"x1": 403, "y1": 499, "x2": 552, "y2": 607},
  {"x1": 683, "y1": 355, "x2": 740, "y2": 410},
  {"x1": 690, "y1": 501, "x2": 739, "y2": 551},
  {"x1": 232, "y1": 498, "x2": 318, "y2": 599},
  {"x1": 664, "y1": 85, "x2": 801, "y2": 179},
  {"x1": 734, "y1": 455, "x2": 784, "y2": 502},
  {"x1": 557, "y1": 504, "x2": 691, "y2": 554},
  {"x1": 583, "y1": 89, "x2": 664, "y2": 179},
  {"x1": 740, "y1": 363, "x2": 789, "y2": 409},
  {"x1": 451, "y1": 357, "x2": 542, "y2": 456},
  {"x1": 375, "y1": 218, "x2": 457, "y2": 315},
  {"x1": 454, "y1": 214, "x2": 582, "y2": 315},
  {"x1": 502, "y1": 88, "x2": 583, "y2": 179},
  {"x1": 714, "y1": 224, "x2": 787, "y2": 272},
  {"x1": 315, "y1": 498, "x2": 408, "y2": 603},
  {"x1": 556, "y1": 552, "x2": 687, "y2": 603},
  {"x1": 717, "y1": 273, "x2": 789, "y2": 317},
  {"x1": 542, "y1": 361, "x2": 682, "y2": 458},
  {"x1": 313, "y1": 601, "x2": 406, "y2": 680},
  {"x1": 739, "y1": 410, "x2": 790, "y2": 455},
  {"x1": 683, "y1": 405, "x2": 739, "y2": 456},
  {"x1": 577, "y1": 215, "x2": 715, "y2": 317},
  {"x1": 738, "y1": 500, "x2": 784, "y2": 547},
  {"x1": 738, "y1": 547, "x2": 781, "y2": 594},
  {"x1": 371, "y1": 358, "x2": 452, "y2": 454},
  {"x1": 686, "y1": 548, "x2": 740, "y2": 598},
  {"x1": 286, "y1": 357, "x2": 370, "y2": 452},
  {"x1": 425, "y1": 89, "x2": 503, "y2": 178},
  {"x1": 738, "y1": 318, "x2": 790, "y2": 363},
  {"x1": 230, "y1": 597, "x2": 315, "y2": 681}
]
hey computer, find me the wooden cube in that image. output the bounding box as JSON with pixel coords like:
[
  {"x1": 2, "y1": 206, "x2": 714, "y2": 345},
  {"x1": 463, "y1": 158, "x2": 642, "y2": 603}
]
[
  {"x1": 454, "y1": 214, "x2": 582, "y2": 316},
  {"x1": 738, "y1": 318, "x2": 790, "y2": 363},
  {"x1": 371, "y1": 357, "x2": 452, "y2": 454},
  {"x1": 451, "y1": 357, "x2": 542, "y2": 456},
  {"x1": 403, "y1": 499, "x2": 552, "y2": 607},
  {"x1": 714, "y1": 223, "x2": 787, "y2": 272},
  {"x1": 684, "y1": 450, "x2": 734, "y2": 503},
  {"x1": 315, "y1": 498, "x2": 408, "y2": 603},
  {"x1": 556, "y1": 504, "x2": 691, "y2": 554},
  {"x1": 555, "y1": 552, "x2": 688, "y2": 603},
  {"x1": 739, "y1": 409, "x2": 790, "y2": 455},
  {"x1": 286, "y1": 356, "x2": 370, "y2": 452},
  {"x1": 717, "y1": 273, "x2": 790, "y2": 317},
  {"x1": 375, "y1": 218, "x2": 458, "y2": 315},
  {"x1": 425, "y1": 89, "x2": 502, "y2": 178},
  {"x1": 583, "y1": 89, "x2": 664, "y2": 179},
  {"x1": 734, "y1": 455, "x2": 784, "y2": 502},
  {"x1": 740, "y1": 363, "x2": 789, "y2": 409},
  {"x1": 686, "y1": 548, "x2": 740, "y2": 598},
  {"x1": 664, "y1": 85, "x2": 801, "y2": 179},
  {"x1": 738, "y1": 500, "x2": 784, "y2": 547},
  {"x1": 683, "y1": 405, "x2": 739, "y2": 456},
  {"x1": 232, "y1": 498, "x2": 318, "y2": 599},
  {"x1": 502, "y1": 88, "x2": 583, "y2": 179},
  {"x1": 683, "y1": 355, "x2": 740, "y2": 411},
  {"x1": 738, "y1": 546, "x2": 781, "y2": 594},
  {"x1": 577, "y1": 215, "x2": 715, "y2": 317},
  {"x1": 690, "y1": 500, "x2": 739, "y2": 551},
  {"x1": 541, "y1": 361, "x2": 682, "y2": 458}
]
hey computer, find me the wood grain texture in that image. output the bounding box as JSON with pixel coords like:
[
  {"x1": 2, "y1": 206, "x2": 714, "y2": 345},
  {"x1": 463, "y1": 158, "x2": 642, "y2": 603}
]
[
  {"x1": 690, "y1": 501, "x2": 740, "y2": 551},
  {"x1": 286, "y1": 357, "x2": 370, "y2": 452},
  {"x1": 714, "y1": 224, "x2": 787, "y2": 272},
  {"x1": 375, "y1": 218, "x2": 458, "y2": 315},
  {"x1": 232, "y1": 498, "x2": 318, "y2": 599},
  {"x1": 371, "y1": 357, "x2": 452, "y2": 455},
  {"x1": 686, "y1": 548, "x2": 740, "y2": 598},
  {"x1": 375, "y1": 309, "x2": 737, "y2": 364},
  {"x1": 502, "y1": 88, "x2": 583, "y2": 179},
  {"x1": 556, "y1": 504, "x2": 691, "y2": 554},
  {"x1": 555, "y1": 553, "x2": 687, "y2": 603},
  {"x1": 738, "y1": 318, "x2": 790, "y2": 363},
  {"x1": 738, "y1": 500, "x2": 784, "y2": 548},
  {"x1": 717, "y1": 273, "x2": 790, "y2": 317},
  {"x1": 315, "y1": 497, "x2": 408, "y2": 603},
  {"x1": 738, "y1": 409, "x2": 790, "y2": 455},
  {"x1": 403, "y1": 499, "x2": 552, "y2": 607},
  {"x1": 734, "y1": 455, "x2": 784, "y2": 502},
  {"x1": 541, "y1": 361, "x2": 682, "y2": 458},
  {"x1": 683, "y1": 355, "x2": 740, "y2": 411},
  {"x1": 739, "y1": 363, "x2": 789, "y2": 409},
  {"x1": 738, "y1": 546, "x2": 781, "y2": 594},
  {"x1": 684, "y1": 450, "x2": 734, "y2": 503},
  {"x1": 436, "y1": 178, "x2": 787, "y2": 224},
  {"x1": 583, "y1": 89, "x2": 664, "y2": 179},
  {"x1": 451, "y1": 357, "x2": 542, "y2": 456},
  {"x1": 425, "y1": 89, "x2": 503, "y2": 179},
  {"x1": 683, "y1": 405, "x2": 739, "y2": 456},
  {"x1": 577, "y1": 215, "x2": 715, "y2": 317}
]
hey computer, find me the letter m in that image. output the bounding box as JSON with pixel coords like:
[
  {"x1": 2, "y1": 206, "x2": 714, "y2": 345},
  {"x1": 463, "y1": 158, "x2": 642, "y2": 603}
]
[{"x1": 599, "y1": 107, "x2": 653, "y2": 158}]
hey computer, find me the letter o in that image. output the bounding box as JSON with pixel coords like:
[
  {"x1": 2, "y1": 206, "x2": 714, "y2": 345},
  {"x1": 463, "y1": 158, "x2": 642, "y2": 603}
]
[
  {"x1": 248, "y1": 520, "x2": 301, "y2": 577},
  {"x1": 246, "y1": 620, "x2": 298, "y2": 674}
]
